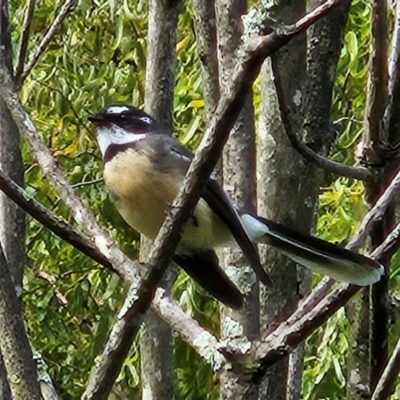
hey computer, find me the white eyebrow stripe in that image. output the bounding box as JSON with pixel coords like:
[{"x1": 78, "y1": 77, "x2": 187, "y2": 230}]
[
  {"x1": 106, "y1": 106, "x2": 130, "y2": 114},
  {"x1": 140, "y1": 116, "x2": 152, "y2": 124}
]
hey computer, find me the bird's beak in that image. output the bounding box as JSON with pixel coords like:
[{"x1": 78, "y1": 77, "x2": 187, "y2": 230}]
[{"x1": 88, "y1": 114, "x2": 104, "y2": 124}]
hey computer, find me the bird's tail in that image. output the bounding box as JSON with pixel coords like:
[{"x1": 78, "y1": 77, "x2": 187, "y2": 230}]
[{"x1": 240, "y1": 214, "x2": 384, "y2": 286}]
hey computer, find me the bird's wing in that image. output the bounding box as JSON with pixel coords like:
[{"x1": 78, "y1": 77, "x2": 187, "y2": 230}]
[{"x1": 158, "y1": 137, "x2": 271, "y2": 286}]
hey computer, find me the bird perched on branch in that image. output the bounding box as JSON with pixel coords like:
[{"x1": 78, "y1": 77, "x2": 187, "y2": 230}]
[{"x1": 89, "y1": 105, "x2": 383, "y2": 309}]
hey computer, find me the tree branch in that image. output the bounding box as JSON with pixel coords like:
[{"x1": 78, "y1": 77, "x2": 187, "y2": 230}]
[
  {"x1": 0, "y1": 169, "x2": 116, "y2": 273},
  {"x1": 271, "y1": 53, "x2": 371, "y2": 181},
  {"x1": 17, "y1": 0, "x2": 76, "y2": 87},
  {"x1": 347, "y1": 165, "x2": 400, "y2": 250},
  {"x1": 385, "y1": 0, "x2": 400, "y2": 145},
  {"x1": 363, "y1": 0, "x2": 388, "y2": 152},
  {"x1": 0, "y1": 241, "x2": 42, "y2": 399},
  {"x1": 14, "y1": 0, "x2": 36, "y2": 82},
  {"x1": 192, "y1": 0, "x2": 220, "y2": 116},
  {"x1": 370, "y1": 335, "x2": 400, "y2": 400}
]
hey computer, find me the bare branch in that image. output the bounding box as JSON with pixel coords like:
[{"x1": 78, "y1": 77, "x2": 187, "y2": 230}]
[
  {"x1": 347, "y1": 166, "x2": 400, "y2": 250},
  {"x1": 83, "y1": 285, "x2": 149, "y2": 399},
  {"x1": 192, "y1": 0, "x2": 220, "y2": 116},
  {"x1": 363, "y1": 0, "x2": 389, "y2": 152},
  {"x1": 0, "y1": 241, "x2": 42, "y2": 399},
  {"x1": 271, "y1": 53, "x2": 371, "y2": 181},
  {"x1": 0, "y1": 169, "x2": 116, "y2": 274},
  {"x1": 371, "y1": 220, "x2": 400, "y2": 262},
  {"x1": 361, "y1": 0, "x2": 390, "y2": 388},
  {"x1": 15, "y1": 0, "x2": 36, "y2": 81},
  {"x1": 17, "y1": 0, "x2": 76, "y2": 87},
  {"x1": 384, "y1": 0, "x2": 400, "y2": 146},
  {"x1": 370, "y1": 335, "x2": 400, "y2": 400}
]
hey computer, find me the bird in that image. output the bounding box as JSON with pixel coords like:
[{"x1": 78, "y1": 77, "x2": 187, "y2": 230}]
[{"x1": 88, "y1": 105, "x2": 383, "y2": 309}]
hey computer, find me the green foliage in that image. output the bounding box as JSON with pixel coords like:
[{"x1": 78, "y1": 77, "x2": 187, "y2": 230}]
[
  {"x1": 7, "y1": 0, "x2": 386, "y2": 398},
  {"x1": 11, "y1": 0, "x2": 215, "y2": 398}
]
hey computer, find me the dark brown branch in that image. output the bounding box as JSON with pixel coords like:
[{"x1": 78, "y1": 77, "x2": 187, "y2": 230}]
[
  {"x1": 0, "y1": 169, "x2": 116, "y2": 274},
  {"x1": 370, "y1": 335, "x2": 400, "y2": 400},
  {"x1": 0, "y1": 242, "x2": 42, "y2": 399},
  {"x1": 271, "y1": 53, "x2": 371, "y2": 181},
  {"x1": 363, "y1": 0, "x2": 388, "y2": 150},
  {"x1": 17, "y1": 0, "x2": 76, "y2": 87},
  {"x1": 15, "y1": 0, "x2": 36, "y2": 81},
  {"x1": 363, "y1": 0, "x2": 390, "y2": 389},
  {"x1": 347, "y1": 165, "x2": 400, "y2": 250},
  {"x1": 385, "y1": 0, "x2": 400, "y2": 145}
]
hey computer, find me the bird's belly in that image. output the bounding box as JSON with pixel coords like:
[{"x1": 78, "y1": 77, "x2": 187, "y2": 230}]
[{"x1": 103, "y1": 150, "x2": 232, "y2": 251}]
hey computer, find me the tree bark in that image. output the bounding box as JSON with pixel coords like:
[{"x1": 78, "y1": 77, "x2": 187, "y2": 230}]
[
  {"x1": 215, "y1": 0, "x2": 260, "y2": 398},
  {"x1": 258, "y1": 0, "x2": 349, "y2": 397},
  {"x1": 192, "y1": 0, "x2": 220, "y2": 117},
  {"x1": 348, "y1": 0, "x2": 391, "y2": 397},
  {"x1": 258, "y1": 1, "x2": 307, "y2": 397},
  {"x1": 0, "y1": 0, "x2": 26, "y2": 398},
  {"x1": 140, "y1": 0, "x2": 180, "y2": 399},
  {"x1": 0, "y1": 242, "x2": 41, "y2": 400}
]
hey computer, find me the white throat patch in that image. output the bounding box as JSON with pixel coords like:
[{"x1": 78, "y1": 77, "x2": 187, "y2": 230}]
[{"x1": 95, "y1": 124, "x2": 146, "y2": 158}]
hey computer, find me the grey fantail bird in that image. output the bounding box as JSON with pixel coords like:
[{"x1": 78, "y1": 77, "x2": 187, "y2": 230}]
[{"x1": 89, "y1": 105, "x2": 383, "y2": 309}]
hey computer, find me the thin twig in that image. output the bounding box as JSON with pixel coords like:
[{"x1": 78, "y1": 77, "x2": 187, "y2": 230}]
[
  {"x1": 370, "y1": 335, "x2": 400, "y2": 400},
  {"x1": 17, "y1": 0, "x2": 76, "y2": 87},
  {"x1": 384, "y1": 0, "x2": 400, "y2": 145},
  {"x1": 0, "y1": 169, "x2": 116, "y2": 273},
  {"x1": 347, "y1": 165, "x2": 400, "y2": 250},
  {"x1": 71, "y1": 178, "x2": 103, "y2": 188},
  {"x1": 15, "y1": 0, "x2": 36, "y2": 81},
  {"x1": 271, "y1": 53, "x2": 371, "y2": 181}
]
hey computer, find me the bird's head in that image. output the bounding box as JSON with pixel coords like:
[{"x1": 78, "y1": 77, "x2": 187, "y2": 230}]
[{"x1": 88, "y1": 105, "x2": 158, "y2": 158}]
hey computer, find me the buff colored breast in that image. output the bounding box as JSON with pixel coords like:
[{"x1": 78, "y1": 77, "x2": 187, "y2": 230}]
[{"x1": 103, "y1": 148, "x2": 232, "y2": 252}]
